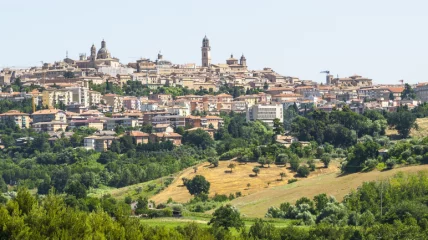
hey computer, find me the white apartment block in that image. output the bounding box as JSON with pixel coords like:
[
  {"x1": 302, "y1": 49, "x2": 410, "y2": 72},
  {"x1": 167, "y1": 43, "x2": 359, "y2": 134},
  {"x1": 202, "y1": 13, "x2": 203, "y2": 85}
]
[{"x1": 246, "y1": 103, "x2": 283, "y2": 127}]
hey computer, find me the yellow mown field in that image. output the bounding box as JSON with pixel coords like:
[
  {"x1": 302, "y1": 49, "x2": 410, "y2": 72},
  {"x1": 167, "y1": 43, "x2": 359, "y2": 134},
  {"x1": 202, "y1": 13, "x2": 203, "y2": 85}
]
[{"x1": 150, "y1": 160, "x2": 339, "y2": 204}]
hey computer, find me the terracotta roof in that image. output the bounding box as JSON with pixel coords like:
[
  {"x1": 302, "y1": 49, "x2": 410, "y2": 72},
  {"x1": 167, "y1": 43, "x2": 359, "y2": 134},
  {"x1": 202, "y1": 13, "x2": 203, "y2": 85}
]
[
  {"x1": 216, "y1": 93, "x2": 233, "y2": 98},
  {"x1": 386, "y1": 87, "x2": 404, "y2": 93},
  {"x1": 32, "y1": 109, "x2": 62, "y2": 115},
  {"x1": 0, "y1": 110, "x2": 29, "y2": 116},
  {"x1": 151, "y1": 132, "x2": 182, "y2": 138},
  {"x1": 128, "y1": 131, "x2": 150, "y2": 137}
]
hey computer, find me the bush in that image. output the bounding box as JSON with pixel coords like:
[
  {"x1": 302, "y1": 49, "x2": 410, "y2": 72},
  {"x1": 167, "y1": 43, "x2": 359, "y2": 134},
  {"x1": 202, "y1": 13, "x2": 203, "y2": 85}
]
[
  {"x1": 288, "y1": 179, "x2": 298, "y2": 184},
  {"x1": 415, "y1": 155, "x2": 423, "y2": 163},
  {"x1": 147, "y1": 184, "x2": 157, "y2": 192},
  {"x1": 364, "y1": 159, "x2": 378, "y2": 171},
  {"x1": 297, "y1": 166, "x2": 310, "y2": 178},
  {"x1": 235, "y1": 191, "x2": 242, "y2": 198},
  {"x1": 145, "y1": 208, "x2": 173, "y2": 218},
  {"x1": 407, "y1": 156, "x2": 416, "y2": 165},
  {"x1": 212, "y1": 194, "x2": 228, "y2": 202},
  {"x1": 289, "y1": 157, "x2": 300, "y2": 172},
  {"x1": 320, "y1": 154, "x2": 331, "y2": 168},
  {"x1": 124, "y1": 196, "x2": 132, "y2": 204},
  {"x1": 386, "y1": 158, "x2": 396, "y2": 169},
  {"x1": 309, "y1": 163, "x2": 316, "y2": 171},
  {"x1": 228, "y1": 193, "x2": 235, "y2": 200}
]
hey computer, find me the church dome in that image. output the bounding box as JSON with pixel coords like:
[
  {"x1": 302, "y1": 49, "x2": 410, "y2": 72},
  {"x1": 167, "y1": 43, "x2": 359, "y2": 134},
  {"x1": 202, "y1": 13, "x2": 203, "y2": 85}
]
[{"x1": 96, "y1": 40, "x2": 111, "y2": 59}]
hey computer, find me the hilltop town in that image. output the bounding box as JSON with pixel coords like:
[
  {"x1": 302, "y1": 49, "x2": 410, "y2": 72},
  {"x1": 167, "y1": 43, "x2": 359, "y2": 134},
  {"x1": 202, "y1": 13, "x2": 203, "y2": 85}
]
[{"x1": 0, "y1": 36, "x2": 423, "y2": 151}]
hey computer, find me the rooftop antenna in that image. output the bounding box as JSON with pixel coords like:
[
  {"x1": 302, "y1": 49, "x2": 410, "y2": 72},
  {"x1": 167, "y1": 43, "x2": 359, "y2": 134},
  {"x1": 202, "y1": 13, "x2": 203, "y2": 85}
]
[{"x1": 66, "y1": 50, "x2": 68, "y2": 58}]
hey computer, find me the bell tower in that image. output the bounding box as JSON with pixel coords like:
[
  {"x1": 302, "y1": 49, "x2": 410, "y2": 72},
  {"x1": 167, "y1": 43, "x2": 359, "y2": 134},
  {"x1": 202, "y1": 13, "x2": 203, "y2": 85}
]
[{"x1": 201, "y1": 35, "x2": 211, "y2": 67}]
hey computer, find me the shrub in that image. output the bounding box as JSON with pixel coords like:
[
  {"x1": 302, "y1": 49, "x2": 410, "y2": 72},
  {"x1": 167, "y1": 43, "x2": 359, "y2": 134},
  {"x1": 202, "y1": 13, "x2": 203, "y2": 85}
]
[
  {"x1": 235, "y1": 191, "x2": 242, "y2": 198},
  {"x1": 309, "y1": 163, "x2": 316, "y2": 171},
  {"x1": 407, "y1": 156, "x2": 416, "y2": 165},
  {"x1": 124, "y1": 196, "x2": 132, "y2": 204},
  {"x1": 364, "y1": 159, "x2": 378, "y2": 171},
  {"x1": 288, "y1": 179, "x2": 298, "y2": 184},
  {"x1": 386, "y1": 158, "x2": 396, "y2": 169},
  {"x1": 156, "y1": 203, "x2": 167, "y2": 209},
  {"x1": 289, "y1": 157, "x2": 300, "y2": 172},
  {"x1": 401, "y1": 149, "x2": 412, "y2": 160},
  {"x1": 320, "y1": 154, "x2": 331, "y2": 168},
  {"x1": 228, "y1": 193, "x2": 235, "y2": 200},
  {"x1": 164, "y1": 178, "x2": 173, "y2": 187},
  {"x1": 415, "y1": 155, "x2": 423, "y2": 163},
  {"x1": 145, "y1": 208, "x2": 173, "y2": 218},
  {"x1": 213, "y1": 194, "x2": 228, "y2": 202},
  {"x1": 297, "y1": 166, "x2": 310, "y2": 178},
  {"x1": 147, "y1": 184, "x2": 157, "y2": 192}
]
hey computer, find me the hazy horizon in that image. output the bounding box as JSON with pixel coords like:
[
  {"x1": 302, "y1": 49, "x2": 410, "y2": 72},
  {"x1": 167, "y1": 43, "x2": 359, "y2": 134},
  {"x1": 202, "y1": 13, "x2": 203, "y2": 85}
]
[{"x1": 1, "y1": 0, "x2": 427, "y2": 84}]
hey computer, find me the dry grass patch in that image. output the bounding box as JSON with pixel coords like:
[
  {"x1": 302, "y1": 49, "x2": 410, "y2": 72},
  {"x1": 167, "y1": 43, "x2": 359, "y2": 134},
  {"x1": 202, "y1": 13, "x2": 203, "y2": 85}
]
[
  {"x1": 230, "y1": 164, "x2": 428, "y2": 218},
  {"x1": 386, "y1": 117, "x2": 428, "y2": 138},
  {"x1": 150, "y1": 160, "x2": 338, "y2": 204}
]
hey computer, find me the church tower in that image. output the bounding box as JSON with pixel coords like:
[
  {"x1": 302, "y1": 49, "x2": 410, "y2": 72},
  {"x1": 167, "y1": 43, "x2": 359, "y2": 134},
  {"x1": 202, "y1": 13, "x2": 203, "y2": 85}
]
[
  {"x1": 90, "y1": 44, "x2": 96, "y2": 61},
  {"x1": 201, "y1": 36, "x2": 211, "y2": 67},
  {"x1": 240, "y1": 54, "x2": 247, "y2": 66}
]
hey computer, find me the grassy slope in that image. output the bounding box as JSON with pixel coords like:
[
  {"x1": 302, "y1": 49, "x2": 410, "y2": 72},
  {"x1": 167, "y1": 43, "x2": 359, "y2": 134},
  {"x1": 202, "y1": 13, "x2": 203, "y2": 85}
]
[
  {"x1": 150, "y1": 160, "x2": 339, "y2": 204},
  {"x1": 230, "y1": 165, "x2": 428, "y2": 218},
  {"x1": 386, "y1": 117, "x2": 428, "y2": 138}
]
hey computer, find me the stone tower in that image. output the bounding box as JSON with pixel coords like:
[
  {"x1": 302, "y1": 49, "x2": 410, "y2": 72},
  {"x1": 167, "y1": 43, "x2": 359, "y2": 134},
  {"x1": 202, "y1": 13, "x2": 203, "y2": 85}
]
[
  {"x1": 201, "y1": 36, "x2": 211, "y2": 67},
  {"x1": 240, "y1": 54, "x2": 247, "y2": 66},
  {"x1": 90, "y1": 44, "x2": 96, "y2": 61}
]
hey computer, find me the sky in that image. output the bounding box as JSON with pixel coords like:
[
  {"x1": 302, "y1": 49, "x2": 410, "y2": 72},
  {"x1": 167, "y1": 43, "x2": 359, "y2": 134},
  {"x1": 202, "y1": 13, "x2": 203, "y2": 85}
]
[{"x1": 1, "y1": 0, "x2": 428, "y2": 84}]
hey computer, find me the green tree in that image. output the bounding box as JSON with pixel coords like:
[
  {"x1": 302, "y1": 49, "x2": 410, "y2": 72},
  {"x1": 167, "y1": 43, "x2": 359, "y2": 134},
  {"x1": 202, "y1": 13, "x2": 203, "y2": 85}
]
[
  {"x1": 182, "y1": 129, "x2": 215, "y2": 150},
  {"x1": 14, "y1": 187, "x2": 37, "y2": 215},
  {"x1": 276, "y1": 153, "x2": 288, "y2": 166},
  {"x1": 289, "y1": 155, "x2": 300, "y2": 172},
  {"x1": 313, "y1": 193, "x2": 329, "y2": 213},
  {"x1": 280, "y1": 172, "x2": 287, "y2": 181},
  {"x1": 273, "y1": 118, "x2": 285, "y2": 135},
  {"x1": 135, "y1": 197, "x2": 148, "y2": 215},
  {"x1": 321, "y1": 154, "x2": 331, "y2": 168},
  {"x1": 297, "y1": 166, "x2": 310, "y2": 178},
  {"x1": 387, "y1": 107, "x2": 417, "y2": 138},
  {"x1": 0, "y1": 178, "x2": 7, "y2": 193},
  {"x1": 228, "y1": 163, "x2": 236, "y2": 173},
  {"x1": 208, "y1": 157, "x2": 219, "y2": 167},
  {"x1": 248, "y1": 219, "x2": 279, "y2": 240},
  {"x1": 208, "y1": 204, "x2": 245, "y2": 231},
  {"x1": 401, "y1": 83, "x2": 417, "y2": 100},
  {"x1": 65, "y1": 181, "x2": 87, "y2": 199},
  {"x1": 253, "y1": 167, "x2": 260, "y2": 176},
  {"x1": 185, "y1": 175, "x2": 210, "y2": 196}
]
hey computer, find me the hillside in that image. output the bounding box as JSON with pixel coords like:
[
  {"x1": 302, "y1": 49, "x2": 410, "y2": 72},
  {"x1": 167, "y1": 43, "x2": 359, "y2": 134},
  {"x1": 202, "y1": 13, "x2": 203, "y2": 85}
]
[
  {"x1": 386, "y1": 117, "x2": 428, "y2": 138},
  {"x1": 230, "y1": 164, "x2": 428, "y2": 217},
  {"x1": 150, "y1": 160, "x2": 339, "y2": 204}
]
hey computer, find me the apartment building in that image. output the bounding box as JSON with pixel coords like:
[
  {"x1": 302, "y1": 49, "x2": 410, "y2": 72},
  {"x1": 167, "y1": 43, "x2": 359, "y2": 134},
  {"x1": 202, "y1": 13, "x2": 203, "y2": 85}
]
[
  {"x1": 32, "y1": 109, "x2": 67, "y2": 123},
  {"x1": 416, "y1": 83, "x2": 428, "y2": 102},
  {"x1": 102, "y1": 94, "x2": 123, "y2": 112},
  {"x1": 246, "y1": 103, "x2": 283, "y2": 127},
  {"x1": 0, "y1": 110, "x2": 30, "y2": 128}
]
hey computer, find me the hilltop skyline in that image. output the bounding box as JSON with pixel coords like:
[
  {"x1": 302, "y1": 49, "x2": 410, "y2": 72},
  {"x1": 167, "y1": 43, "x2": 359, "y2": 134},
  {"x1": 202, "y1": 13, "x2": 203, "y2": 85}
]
[{"x1": 1, "y1": 0, "x2": 428, "y2": 84}]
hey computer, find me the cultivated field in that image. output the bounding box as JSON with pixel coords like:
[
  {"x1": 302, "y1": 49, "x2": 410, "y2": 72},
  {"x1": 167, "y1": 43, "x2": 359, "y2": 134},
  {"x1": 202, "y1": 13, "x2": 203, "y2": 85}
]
[
  {"x1": 150, "y1": 160, "x2": 339, "y2": 204},
  {"x1": 230, "y1": 165, "x2": 428, "y2": 217}
]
